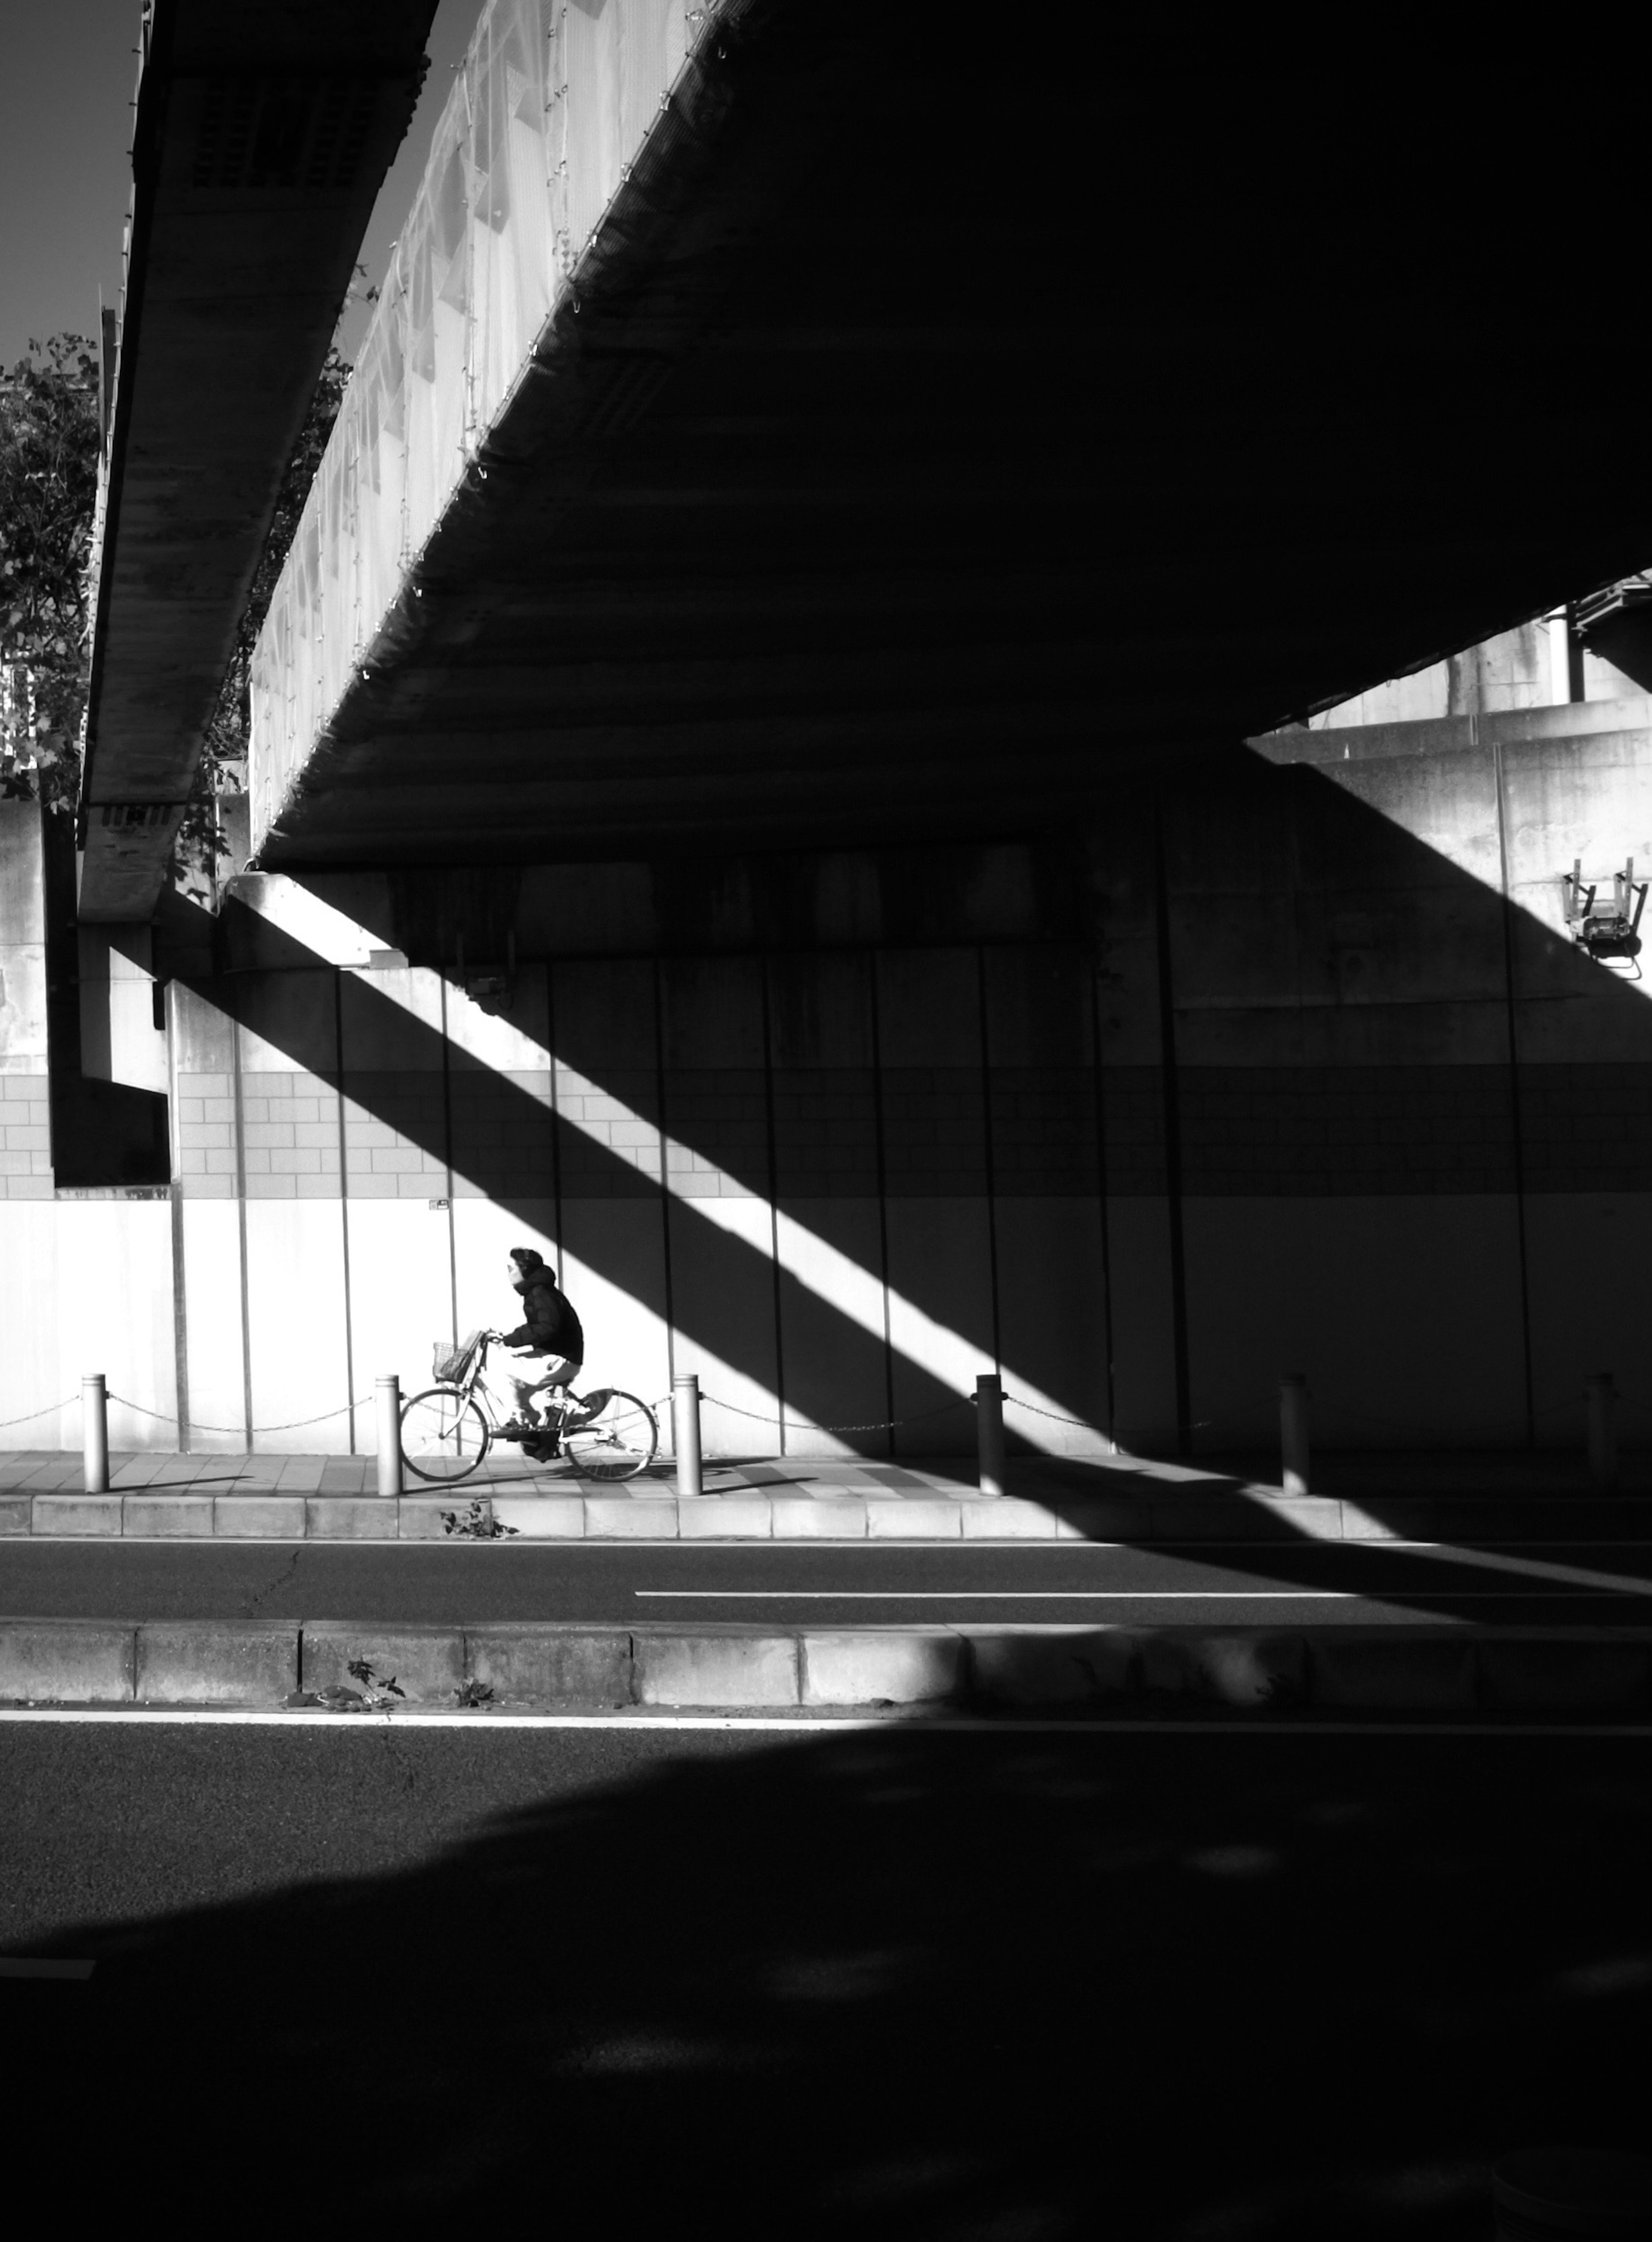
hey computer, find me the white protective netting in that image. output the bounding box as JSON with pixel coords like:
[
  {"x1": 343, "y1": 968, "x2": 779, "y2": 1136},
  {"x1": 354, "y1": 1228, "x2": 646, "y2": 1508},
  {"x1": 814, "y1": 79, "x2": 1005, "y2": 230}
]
[{"x1": 249, "y1": 0, "x2": 699, "y2": 850}]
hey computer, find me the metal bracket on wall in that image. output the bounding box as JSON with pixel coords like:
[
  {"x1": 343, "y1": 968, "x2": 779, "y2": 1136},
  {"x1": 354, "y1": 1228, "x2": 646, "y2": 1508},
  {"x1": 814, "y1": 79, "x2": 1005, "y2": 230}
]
[{"x1": 1560, "y1": 858, "x2": 1647, "y2": 976}]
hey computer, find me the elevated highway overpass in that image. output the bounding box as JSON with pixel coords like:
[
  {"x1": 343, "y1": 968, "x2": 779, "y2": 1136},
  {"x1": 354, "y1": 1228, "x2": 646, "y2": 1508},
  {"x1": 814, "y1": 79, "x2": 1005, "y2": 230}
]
[
  {"x1": 42, "y1": 3, "x2": 1652, "y2": 1477},
  {"x1": 83, "y1": 2, "x2": 1652, "y2": 903},
  {"x1": 78, "y1": 0, "x2": 438, "y2": 921}
]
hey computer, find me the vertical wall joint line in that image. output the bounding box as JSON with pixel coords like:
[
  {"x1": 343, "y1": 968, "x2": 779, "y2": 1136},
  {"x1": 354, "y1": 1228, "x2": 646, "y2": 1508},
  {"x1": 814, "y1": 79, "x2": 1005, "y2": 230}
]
[
  {"x1": 333, "y1": 970, "x2": 356, "y2": 1452},
  {"x1": 1491, "y1": 739, "x2": 1538, "y2": 1446},
  {"x1": 547, "y1": 962, "x2": 564, "y2": 1274},
  {"x1": 437, "y1": 971, "x2": 459, "y2": 1345},
  {"x1": 1151, "y1": 796, "x2": 1193, "y2": 1456},
  {"x1": 976, "y1": 946, "x2": 1002, "y2": 1373},
  {"x1": 231, "y1": 985, "x2": 253, "y2": 1453},
  {"x1": 1087, "y1": 925, "x2": 1119, "y2": 1447},
  {"x1": 868, "y1": 951, "x2": 896, "y2": 1454},
  {"x1": 653, "y1": 957, "x2": 677, "y2": 1387},
  {"x1": 759, "y1": 955, "x2": 787, "y2": 1454},
  {"x1": 165, "y1": 982, "x2": 191, "y2": 1453}
]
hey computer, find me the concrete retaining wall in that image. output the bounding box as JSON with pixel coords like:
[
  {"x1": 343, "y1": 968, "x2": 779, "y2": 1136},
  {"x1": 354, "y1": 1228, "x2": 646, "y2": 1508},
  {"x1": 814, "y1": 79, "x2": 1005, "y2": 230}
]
[
  {"x1": 14, "y1": 696, "x2": 1652, "y2": 1467},
  {"x1": 1, "y1": 1617, "x2": 1647, "y2": 1716}
]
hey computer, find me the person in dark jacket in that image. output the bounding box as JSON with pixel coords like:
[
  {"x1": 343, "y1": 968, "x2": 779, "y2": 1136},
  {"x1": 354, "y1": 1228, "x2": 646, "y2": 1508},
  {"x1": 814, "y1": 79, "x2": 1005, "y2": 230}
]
[{"x1": 491, "y1": 1247, "x2": 584, "y2": 1433}]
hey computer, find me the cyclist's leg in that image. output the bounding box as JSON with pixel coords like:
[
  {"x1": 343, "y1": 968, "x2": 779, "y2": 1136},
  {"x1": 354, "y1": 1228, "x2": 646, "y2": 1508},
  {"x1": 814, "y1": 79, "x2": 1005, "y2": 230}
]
[{"x1": 502, "y1": 1355, "x2": 580, "y2": 1434}]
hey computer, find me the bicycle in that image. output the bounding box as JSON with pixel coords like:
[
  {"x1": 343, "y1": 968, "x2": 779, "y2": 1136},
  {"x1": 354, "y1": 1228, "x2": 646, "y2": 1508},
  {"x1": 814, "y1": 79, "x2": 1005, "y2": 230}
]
[{"x1": 399, "y1": 1330, "x2": 659, "y2": 1485}]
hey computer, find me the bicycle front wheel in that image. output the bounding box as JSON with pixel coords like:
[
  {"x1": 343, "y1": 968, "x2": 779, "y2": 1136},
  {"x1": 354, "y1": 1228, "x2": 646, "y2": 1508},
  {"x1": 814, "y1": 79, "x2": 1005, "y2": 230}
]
[
  {"x1": 401, "y1": 1387, "x2": 490, "y2": 1484},
  {"x1": 563, "y1": 1390, "x2": 658, "y2": 1482}
]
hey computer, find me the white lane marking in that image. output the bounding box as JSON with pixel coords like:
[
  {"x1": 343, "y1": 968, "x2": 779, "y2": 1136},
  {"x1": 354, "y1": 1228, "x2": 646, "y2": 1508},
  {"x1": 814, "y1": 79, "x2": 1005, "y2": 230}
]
[
  {"x1": 0, "y1": 1957, "x2": 95, "y2": 1979},
  {"x1": 0, "y1": 1708, "x2": 1646, "y2": 1738},
  {"x1": 632, "y1": 1588, "x2": 1652, "y2": 1600}
]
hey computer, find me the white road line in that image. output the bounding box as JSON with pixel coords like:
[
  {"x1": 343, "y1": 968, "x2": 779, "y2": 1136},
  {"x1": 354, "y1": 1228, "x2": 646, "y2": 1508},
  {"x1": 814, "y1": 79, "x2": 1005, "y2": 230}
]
[
  {"x1": 632, "y1": 1587, "x2": 1652, "y2": 1600},
  {"x1": 0, "y1": 1708, "x2": 1645, "y2": 1738}
]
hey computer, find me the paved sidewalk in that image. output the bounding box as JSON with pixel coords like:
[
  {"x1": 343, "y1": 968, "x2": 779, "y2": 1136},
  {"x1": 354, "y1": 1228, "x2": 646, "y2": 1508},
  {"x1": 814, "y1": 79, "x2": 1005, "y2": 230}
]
[
  {"x1": 2, "y1": 1443, "x2": 1649, "y2": 1540},
  {"x1": 5, "y1": 1443, "x2": 1650, "y2": 1498},
  {"x1": 0, "y1": 1449, "x2": 1008, "y2": 1498}
]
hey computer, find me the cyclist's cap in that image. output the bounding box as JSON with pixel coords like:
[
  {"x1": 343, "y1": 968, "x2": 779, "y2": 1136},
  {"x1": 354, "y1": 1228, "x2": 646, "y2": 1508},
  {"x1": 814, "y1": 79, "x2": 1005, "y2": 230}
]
[{"x1": 510, "y1": 1246, "x2": 546, "y2": 1272}]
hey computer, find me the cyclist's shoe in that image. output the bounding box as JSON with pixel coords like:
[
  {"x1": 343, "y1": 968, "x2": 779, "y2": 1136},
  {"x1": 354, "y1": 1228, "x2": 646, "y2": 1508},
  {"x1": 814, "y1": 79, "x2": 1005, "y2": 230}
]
[
  {"x1": 523, "y1": 1434, "x2": 560, "y2": 1463},
  {"x1": 498, "y1": 1416, "x2": 539, "y2": 1440}
]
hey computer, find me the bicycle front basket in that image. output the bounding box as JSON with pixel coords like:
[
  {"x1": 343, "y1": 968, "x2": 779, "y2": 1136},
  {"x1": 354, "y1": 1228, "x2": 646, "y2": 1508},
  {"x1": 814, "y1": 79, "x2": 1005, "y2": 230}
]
[{"x1": 432, "y1": 1329, "x2": 484, "y2": 1384}]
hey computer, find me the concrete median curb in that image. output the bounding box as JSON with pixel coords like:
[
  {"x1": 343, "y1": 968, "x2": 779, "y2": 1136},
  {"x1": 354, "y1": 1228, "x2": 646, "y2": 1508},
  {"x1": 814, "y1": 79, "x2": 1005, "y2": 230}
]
[
  {"x1": 2, "y1": 1619, "x2": 1649, "y2": 1716},
  {"x1": 5, "y1": 1487, "x2": 1650, "y2": 1543}
]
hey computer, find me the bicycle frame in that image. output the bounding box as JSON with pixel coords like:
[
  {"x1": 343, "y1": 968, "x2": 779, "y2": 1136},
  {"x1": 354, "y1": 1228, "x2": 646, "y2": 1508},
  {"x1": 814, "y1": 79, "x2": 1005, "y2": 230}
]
[
  {"x1": 403, "y1": 1340, "x2": 655, "y2": 1483},
  {"x1": 453, "y1": 1334, "x2": 579, "y2": 1438}
]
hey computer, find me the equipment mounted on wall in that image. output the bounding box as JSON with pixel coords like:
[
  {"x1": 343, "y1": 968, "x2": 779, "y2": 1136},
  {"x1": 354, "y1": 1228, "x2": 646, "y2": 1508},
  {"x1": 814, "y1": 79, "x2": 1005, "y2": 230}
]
[{"x1": 1561, "y1": 858, "x2": 1647, "y2": 976}]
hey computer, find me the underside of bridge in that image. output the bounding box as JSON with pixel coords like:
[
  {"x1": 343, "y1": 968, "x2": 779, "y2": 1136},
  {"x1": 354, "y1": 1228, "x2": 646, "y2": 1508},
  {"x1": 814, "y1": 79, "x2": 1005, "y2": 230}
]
[
  {"x1": 78, "y1": 0, "x2": 438, "y2": 922},
  {"x1": 243, "y1": 13, "x2": 1652, "y2": 873}
]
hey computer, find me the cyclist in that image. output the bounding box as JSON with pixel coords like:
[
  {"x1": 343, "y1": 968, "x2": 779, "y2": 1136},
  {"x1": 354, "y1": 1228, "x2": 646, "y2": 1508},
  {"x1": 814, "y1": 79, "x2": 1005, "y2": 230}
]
[{"x1": 488, "y1": 1247, "x2": 585, "y2": 1442}]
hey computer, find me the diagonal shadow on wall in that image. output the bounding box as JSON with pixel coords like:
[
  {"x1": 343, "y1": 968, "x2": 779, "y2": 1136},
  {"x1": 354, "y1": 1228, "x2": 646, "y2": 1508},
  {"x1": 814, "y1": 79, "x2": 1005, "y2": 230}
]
[
  {"x1": 165, "y1": 899, "x2": 1107, "y2": 1470},
  {"x1": 151, "y1": 720, "x2": 1652, "y2": 1623}
]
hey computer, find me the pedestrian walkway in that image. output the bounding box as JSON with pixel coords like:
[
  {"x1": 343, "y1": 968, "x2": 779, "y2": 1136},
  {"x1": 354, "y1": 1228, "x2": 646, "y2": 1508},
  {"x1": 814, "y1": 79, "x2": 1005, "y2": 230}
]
[{"x1": 1, "y1": 1444, "x2": 1647, "y2": 1541}]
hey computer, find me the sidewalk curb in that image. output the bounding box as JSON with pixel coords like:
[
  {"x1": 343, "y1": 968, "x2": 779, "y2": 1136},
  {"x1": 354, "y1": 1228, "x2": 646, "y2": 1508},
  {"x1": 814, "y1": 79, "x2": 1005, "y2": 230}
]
[
  {"x1": 3, "y1": 1489, "x2": 1649, "y2": 1544},
  {"x1": 2, "y1": 1619, "x2": 1648, "y2": 1715}
]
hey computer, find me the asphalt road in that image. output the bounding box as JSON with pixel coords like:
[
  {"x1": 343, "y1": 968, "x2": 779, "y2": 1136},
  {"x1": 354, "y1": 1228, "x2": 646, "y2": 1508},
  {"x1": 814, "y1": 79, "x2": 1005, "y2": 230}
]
[
  {"x1": 3, "y1": 1720, "x2": 1647, "y2": 2236},
  {"x1": 3, "y1": 1536, "x2": 1652, "y2": 1625}
]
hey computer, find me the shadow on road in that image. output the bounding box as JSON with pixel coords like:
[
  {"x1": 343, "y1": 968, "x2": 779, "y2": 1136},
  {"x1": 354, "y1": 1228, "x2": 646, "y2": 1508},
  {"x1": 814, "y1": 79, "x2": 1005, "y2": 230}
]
[{"x1": 9, "y1": 1720, "x2": 1649, "y2": 2236}]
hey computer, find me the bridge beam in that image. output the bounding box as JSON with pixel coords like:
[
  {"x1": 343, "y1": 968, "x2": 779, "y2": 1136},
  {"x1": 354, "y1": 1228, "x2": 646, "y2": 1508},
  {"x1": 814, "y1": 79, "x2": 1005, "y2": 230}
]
[{"x1": 78, "y1": 0, "x2": 438, "y2": 923}]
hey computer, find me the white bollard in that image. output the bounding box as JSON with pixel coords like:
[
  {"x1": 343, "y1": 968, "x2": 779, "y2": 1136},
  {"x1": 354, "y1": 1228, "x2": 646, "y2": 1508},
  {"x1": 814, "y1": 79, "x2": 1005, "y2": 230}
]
[
  {"x1": 83, "y1": 1373, "x2": 109, "y2": 1495},
  {"x1": 1280, "y1": 1372, "x2": 1310, "y2": 1498},
  {"x1": 673, "y1": 1373, "x2": 703, "y2": 1500},
  {"x1": 1586, "y1": 1372, "x2": 1617, "y2": 1490},
  {"x1": 976, "y1": 1371, "x2": 1006, "y2": 1498},
  {"x1": 376, "y1": 1374, "x2": 403, "y2": 1498}
]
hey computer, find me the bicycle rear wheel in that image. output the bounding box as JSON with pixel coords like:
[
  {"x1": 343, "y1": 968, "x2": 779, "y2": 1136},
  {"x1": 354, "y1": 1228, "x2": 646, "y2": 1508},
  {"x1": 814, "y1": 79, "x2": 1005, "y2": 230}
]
[
  {"x1": 562, "y1": 1389, "x2": 658, "y2": 1481},
  {"x1": 401, "y1": 1387, "x2": 490, "y2": 1483}
]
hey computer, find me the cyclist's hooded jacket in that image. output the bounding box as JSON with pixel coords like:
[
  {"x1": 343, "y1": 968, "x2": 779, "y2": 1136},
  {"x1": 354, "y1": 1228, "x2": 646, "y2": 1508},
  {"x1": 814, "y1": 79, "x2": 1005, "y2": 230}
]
[{"x1": 504, "y1": 1260, "x2": 583, "y2": 1362}]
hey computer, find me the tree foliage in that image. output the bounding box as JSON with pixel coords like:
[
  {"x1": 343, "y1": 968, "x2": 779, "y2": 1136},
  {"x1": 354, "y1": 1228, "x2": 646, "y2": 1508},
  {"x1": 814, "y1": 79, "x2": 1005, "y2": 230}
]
[
  {"x1": 0, "y1": 333, "x2": 101, "y2": 811},
  {"x1": 176, "y1": 344, "x2": 353, "y2": 887},
  {"x1": 0, "y1": 328, "x2": 352, "y2": 881}
]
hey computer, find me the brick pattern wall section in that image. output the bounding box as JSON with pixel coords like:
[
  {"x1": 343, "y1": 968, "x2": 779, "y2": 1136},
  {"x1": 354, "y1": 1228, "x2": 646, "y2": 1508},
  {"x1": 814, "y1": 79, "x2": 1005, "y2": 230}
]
[
  {"x1": 878, "y1": 1069, "x2": 989, "y2": 1195},
  {"x1": 0, "y1": 1071, "x2": 53, "y2": 1198},
  {"x1": 174, "y1": 1070, "x2": 239, "y2": 1197},
  {"x1": 1519, "y1": 1066, "x2": 1652, "y2": 1193},
  {"x1": 771, "y1": 1069, "x2": 881, "y2": 1197},
  {"x1": 988, "y1": 1068, "x2": 1100, "y2": 1197},
  {"x1": 1098, "y1": 1072, "x2": 1172, "y2": 1198},
  {"x1": 1177, "y1": 1067, "x2": 1519, "y2": 1196},
  {"x1": 659, "y1": 1070, "x2": 769, "y2": 1200},
  {"x1": 1, "y1": 799, "x2": 52, "y2": 1198},
  {"x1": 244, "y1": 1070, "x2": 345, "y2": 1200},
  {"x1": 168, "y1": 962, "x2": 1652, "y2": 1212},
  {"x1": 555, "y1": 1064, "x2": 663, "y2": 1200},
  {"x1": 341, "y1": 1072, "x2": 448, "y2": 1201},
  {"x1": 449, "y1": 1066, "x2": 554, "y2": 1201}
]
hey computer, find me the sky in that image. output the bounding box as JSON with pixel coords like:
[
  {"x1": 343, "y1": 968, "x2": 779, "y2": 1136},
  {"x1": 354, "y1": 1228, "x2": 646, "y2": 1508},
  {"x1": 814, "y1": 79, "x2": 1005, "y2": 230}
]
[{"x1": 0, "y1": 0, "x2": 484, "y2": 374}]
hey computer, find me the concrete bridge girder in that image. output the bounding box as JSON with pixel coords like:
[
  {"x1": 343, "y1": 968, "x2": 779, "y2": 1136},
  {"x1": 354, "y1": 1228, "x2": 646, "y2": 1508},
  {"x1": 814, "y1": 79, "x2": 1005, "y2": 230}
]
[
  {"x1": 239, "y1": 7, "x2": 1652, "y2": 875},
  {"x1": 78, "y1": 0, "x2": 440, "y2": 924}
]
